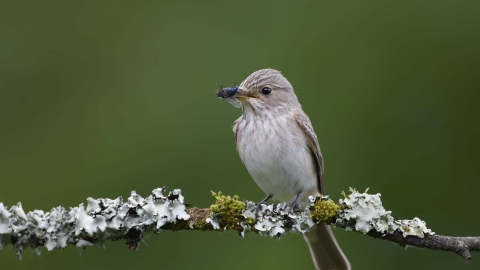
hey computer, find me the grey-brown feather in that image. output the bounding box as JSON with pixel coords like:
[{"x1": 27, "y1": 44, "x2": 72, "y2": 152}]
[{"x1": 294, "y1": 112, "x2": 325, "y2": 195}]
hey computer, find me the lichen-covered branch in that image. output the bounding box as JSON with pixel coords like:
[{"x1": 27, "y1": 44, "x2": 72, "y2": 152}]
[
  {"x1": 335, "y1": 189, "x2": 480, "y2": 262},
  {"x1": 0, "y1": 188, "x2": 479, "y2": 262}
]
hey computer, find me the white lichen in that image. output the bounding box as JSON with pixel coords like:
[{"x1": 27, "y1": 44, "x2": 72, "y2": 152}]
[
  {"x1": 239, "y1": 198, "x2": 318, "y2": 239},
  {"x1": 206, "y1": 214, "x2": 221, "y2": 230},
  {"x1": 397, "y1": 217, "x2": 434, "y2": 237},
  {"x1": 0, "y1": 187, "x2": 436, "y2": 260},
  {"x1": 0, "y1": 188, "x2": 189, "y2": 259},
  {"x1": 337, "y1": 189, "x2": 434, "y2": 238}
]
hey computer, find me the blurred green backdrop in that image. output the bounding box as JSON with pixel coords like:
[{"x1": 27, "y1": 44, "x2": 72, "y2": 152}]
[{"x1": 1, "y1": 0, "x2": 479, "y2": 269}]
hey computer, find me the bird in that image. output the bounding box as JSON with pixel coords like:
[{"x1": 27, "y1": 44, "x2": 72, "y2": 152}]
[{"x1": 216, "y1": 69, "x2": 351, "y2": 270}]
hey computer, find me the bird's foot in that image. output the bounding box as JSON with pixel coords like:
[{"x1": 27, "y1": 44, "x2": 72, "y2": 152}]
[
  {"x1": 289, "y1": 201, "x2": 301, "y2": 212},
  {"x1": 255, "y1": 194, "x2": 273, "y2": 219},
  {"x1": 288, "y1": 192, "x2": 303, "y2": 213}
]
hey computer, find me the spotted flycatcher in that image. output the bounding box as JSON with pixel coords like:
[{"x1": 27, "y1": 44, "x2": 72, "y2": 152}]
[{"x1": 216, "y1": 69, "x2": 350, "y2": 270}]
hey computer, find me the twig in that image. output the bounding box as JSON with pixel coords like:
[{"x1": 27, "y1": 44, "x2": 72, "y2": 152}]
[{"x1": 0, "y1": 187, "x2": 478, "y2": 262}]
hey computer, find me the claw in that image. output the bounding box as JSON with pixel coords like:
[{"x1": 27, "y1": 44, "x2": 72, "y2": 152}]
[
  {"x1": 288, "y1": 192, "x2": 303, "y2": 213},
  {"x1": 289, "y1": 201, "x2": 301, "y2": 212},
  {"x1": 255, "y1": 194, "x2": 273, "y2": 218}
]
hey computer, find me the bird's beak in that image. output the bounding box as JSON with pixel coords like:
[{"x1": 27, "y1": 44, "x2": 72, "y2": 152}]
[
  {"x1": 233, "y1": 87, "x2": 252, "y2": 101},
  {"x1": 216, "y1": 87, "x2": 254, "y2": 100}
]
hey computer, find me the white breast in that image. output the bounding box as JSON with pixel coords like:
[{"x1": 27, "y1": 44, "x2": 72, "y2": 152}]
[{"x1": 234, "y1": 109, "x2": 318, "y2": 204}]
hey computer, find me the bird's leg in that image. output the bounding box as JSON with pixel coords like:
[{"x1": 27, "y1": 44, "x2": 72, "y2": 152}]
[
  {"x1": 289, "y1": 192, "x2": 303, "y2": 212},
  {"x1": 255, "y1": 194, "x2": 273, "y2": 218}
]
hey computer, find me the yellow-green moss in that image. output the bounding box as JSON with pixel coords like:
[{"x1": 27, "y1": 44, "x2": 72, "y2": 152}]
[
  {"x1": 310, "y1": 199, "x2": 340, "y2": 225},
  {"x1": 210, "y1": 191, "x2": 246, "y2": 229}
]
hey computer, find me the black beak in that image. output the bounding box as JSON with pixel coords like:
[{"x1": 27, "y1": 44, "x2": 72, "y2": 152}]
[{"x1": 216, "y1": 87, "x2": 238, "y2": 99}]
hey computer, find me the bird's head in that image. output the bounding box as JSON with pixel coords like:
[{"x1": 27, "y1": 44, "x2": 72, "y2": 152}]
[{"x1": 216, "y1": 69, "x2": 300, "y2": 111}]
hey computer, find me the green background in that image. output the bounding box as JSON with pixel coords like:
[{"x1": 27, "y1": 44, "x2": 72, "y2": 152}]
[{"x1": 1, "y1": 1, "x2": 479, "y2": 269}]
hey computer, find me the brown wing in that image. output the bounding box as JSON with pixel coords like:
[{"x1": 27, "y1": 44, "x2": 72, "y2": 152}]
[
  {"x1": 294, "y1": 112, "x2": 325, "y2": 195},
  {"x1": 233, "y1": 120, "x2": 239, "y2": 151}
]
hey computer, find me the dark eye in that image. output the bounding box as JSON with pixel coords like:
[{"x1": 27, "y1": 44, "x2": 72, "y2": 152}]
[{"x1": 261, "y1": 87, "x2": 272, "y2": 95}]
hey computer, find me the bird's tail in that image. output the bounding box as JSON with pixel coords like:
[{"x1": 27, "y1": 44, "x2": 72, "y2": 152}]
[{"x1": 303, "y1": 225, "x2": 351, "y2": 270}]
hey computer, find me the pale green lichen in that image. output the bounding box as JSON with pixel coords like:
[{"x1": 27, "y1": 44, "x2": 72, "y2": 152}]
[
  {"x1": 0, "y1": 187, "x2": 437, "y2": 261},
  {"x1": 242, "y1": 200, "x2": 315, "y2": 238},
  {"x1": 397, "y1": 218, "x2": 434, "y2": 237},
  {"x1": 0, "y1": 188, "x2": 191, "y2": 260},
  {"x1": 337, "y1": 188, "x2": 400, "y2": 234},
  {"x1": 337, "y1": 188, "x2": 434, "y2": 237}
]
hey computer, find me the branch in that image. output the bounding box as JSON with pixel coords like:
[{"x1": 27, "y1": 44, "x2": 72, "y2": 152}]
[
  {"x1": 366, "y1": 230, "x2": 479, "y2": 261},
  {"x1": 0, "y1": 188, "x2": 478, "y2": 262}
]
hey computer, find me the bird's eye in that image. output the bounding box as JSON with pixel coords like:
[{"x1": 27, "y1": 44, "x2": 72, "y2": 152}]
[{"x1": 261, "y1": 87, "x2": 272, "y2": 95}]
